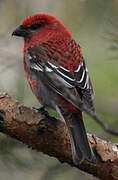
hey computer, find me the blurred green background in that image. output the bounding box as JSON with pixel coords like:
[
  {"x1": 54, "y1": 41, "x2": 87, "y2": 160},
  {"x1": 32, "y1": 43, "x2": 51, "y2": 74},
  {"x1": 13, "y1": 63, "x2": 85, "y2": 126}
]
[{"x1": 0, "y1": 0, "x2": 118, "y2": 179}]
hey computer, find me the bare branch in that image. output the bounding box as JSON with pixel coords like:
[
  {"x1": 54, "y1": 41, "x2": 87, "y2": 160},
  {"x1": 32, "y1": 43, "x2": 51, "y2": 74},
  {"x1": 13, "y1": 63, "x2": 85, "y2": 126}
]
[{"x1": 0, "y1": 93, "x2": 118, "y2": 180}]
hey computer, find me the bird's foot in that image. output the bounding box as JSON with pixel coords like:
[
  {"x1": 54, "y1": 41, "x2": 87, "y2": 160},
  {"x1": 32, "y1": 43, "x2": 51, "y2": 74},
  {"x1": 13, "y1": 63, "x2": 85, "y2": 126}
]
[{"x1": 32, "y1": 106, "x2": 49, "y2": 117}]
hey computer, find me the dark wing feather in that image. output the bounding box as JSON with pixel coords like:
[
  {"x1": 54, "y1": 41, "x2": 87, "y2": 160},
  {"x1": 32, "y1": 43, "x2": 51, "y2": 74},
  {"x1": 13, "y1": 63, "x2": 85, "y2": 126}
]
[
  {"x1": 26, "y1": 44, "x2": 94, "y2": 111},
  {"x1": 74, "y1": 60, "x2": 94, "y2": 111}
]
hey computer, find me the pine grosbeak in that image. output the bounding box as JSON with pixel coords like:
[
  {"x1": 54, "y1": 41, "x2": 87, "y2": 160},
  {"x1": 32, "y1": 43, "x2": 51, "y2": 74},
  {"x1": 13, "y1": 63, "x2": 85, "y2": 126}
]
[{"x1": 12, "y1": 14, "x2": 95, "y2": 164}]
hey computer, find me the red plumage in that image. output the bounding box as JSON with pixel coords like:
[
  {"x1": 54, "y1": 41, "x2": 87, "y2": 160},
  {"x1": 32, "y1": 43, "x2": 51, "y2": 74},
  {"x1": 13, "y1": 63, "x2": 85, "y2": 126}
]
[{"x1": 12, "y1": 14, "x2": 95, "y2": 164}]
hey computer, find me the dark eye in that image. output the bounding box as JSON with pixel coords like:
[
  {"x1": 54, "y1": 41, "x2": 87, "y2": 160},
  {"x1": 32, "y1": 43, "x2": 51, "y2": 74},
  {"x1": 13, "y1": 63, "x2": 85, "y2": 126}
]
[{"x1": 28, "y1": 24, "x2": 43, "y2": 31}]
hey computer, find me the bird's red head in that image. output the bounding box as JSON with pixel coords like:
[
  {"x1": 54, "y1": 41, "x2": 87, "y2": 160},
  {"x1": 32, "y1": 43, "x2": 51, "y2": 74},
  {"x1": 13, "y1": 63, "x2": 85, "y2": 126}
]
[
  {"x1": 12, "y1": 14, "x2": 71, "y2": 48},
  {"x1": 22, "y1": 14, "x2": 62, "y2": 27}
]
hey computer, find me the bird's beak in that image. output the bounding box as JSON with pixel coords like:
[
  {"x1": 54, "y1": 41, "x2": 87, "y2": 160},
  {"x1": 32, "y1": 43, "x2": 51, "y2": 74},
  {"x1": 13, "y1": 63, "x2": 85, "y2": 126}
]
[{"x1": 12, "y1": 25, "x2": 29, "y2": 37}]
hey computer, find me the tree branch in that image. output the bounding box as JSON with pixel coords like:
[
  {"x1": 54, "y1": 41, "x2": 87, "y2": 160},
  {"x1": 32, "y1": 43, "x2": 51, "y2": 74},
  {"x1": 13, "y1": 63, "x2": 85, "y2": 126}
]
[{"x1": 0, "y1": 93, "x2": 118, "y2": 180}]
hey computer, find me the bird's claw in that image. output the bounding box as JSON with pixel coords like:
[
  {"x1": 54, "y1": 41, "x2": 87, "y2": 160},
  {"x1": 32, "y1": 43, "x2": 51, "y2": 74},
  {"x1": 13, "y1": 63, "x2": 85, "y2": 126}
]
[{"x1": 32, "y1": 106, "x2": 49, "y2": 117}]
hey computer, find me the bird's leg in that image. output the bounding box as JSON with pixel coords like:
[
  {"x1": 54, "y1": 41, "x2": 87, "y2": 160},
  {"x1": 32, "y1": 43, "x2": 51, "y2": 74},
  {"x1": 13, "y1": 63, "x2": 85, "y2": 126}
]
[
  {"x1": 32, "y1": 106, "x2": 49, "y2": 136},
  {"x1": 32, "y1": 106, "x2": 57, "y2": 136}
]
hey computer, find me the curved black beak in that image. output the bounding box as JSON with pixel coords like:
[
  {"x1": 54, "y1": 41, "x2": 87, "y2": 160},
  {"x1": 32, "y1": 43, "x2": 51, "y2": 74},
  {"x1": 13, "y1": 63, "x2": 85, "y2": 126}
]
[{"x1": 12, "y1": 25, "x2": 29, "y2": 37}]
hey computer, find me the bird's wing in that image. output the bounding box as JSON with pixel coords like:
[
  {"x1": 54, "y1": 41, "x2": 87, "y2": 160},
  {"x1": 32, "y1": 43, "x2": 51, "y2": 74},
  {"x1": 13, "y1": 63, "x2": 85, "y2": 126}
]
[
  {"x1": 74, "y1": 60, "x2": 94, "y2": 111},
  {"x1": 25, "y1": 44, "x2": 94, "y2": 111}
]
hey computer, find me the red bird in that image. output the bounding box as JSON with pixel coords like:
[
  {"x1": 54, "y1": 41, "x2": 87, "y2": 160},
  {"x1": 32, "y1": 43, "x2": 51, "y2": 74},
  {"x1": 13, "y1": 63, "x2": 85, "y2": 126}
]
[{"x1": 12, "y1": 14, "x2": 95, "y2": 164}]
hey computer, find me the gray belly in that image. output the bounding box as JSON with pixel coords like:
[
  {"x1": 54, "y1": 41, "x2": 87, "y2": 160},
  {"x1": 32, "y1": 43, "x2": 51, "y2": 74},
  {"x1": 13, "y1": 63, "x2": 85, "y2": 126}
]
[{"x1": 36, "y1": 80, "x2": 56, "y2": 110}]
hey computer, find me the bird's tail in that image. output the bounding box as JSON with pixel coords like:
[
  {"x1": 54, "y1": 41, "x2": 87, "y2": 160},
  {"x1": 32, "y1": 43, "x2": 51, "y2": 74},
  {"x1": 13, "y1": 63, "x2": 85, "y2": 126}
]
[{"x1": 57, "y1": 107, "x2": 96, "y2": 164}]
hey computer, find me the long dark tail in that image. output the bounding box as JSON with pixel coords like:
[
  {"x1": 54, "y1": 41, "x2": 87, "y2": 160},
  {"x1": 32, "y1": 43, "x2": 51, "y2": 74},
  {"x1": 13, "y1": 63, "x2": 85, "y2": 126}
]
[{"x1": 57, "y1": 107, "x2": 96, "y2": 164}]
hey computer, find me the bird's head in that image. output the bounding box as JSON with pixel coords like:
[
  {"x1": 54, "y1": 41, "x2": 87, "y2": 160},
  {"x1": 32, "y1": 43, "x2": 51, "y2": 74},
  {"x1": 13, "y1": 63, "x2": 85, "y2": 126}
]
[{"x1": 12, "y1": 14, "x2": 71, "y2": 45}]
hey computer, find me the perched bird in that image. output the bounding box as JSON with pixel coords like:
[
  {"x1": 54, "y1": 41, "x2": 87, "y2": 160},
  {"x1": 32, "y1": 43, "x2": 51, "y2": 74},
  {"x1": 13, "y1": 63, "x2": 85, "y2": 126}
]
[{"x1": 12, "y1": 14, "x2": 95, "y2": 164}]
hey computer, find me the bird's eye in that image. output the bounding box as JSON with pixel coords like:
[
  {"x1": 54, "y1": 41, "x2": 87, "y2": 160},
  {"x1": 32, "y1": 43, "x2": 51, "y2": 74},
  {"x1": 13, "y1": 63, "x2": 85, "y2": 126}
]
[{"x1": 28, "y1": 24, "x2": 43, "y2": 31}]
